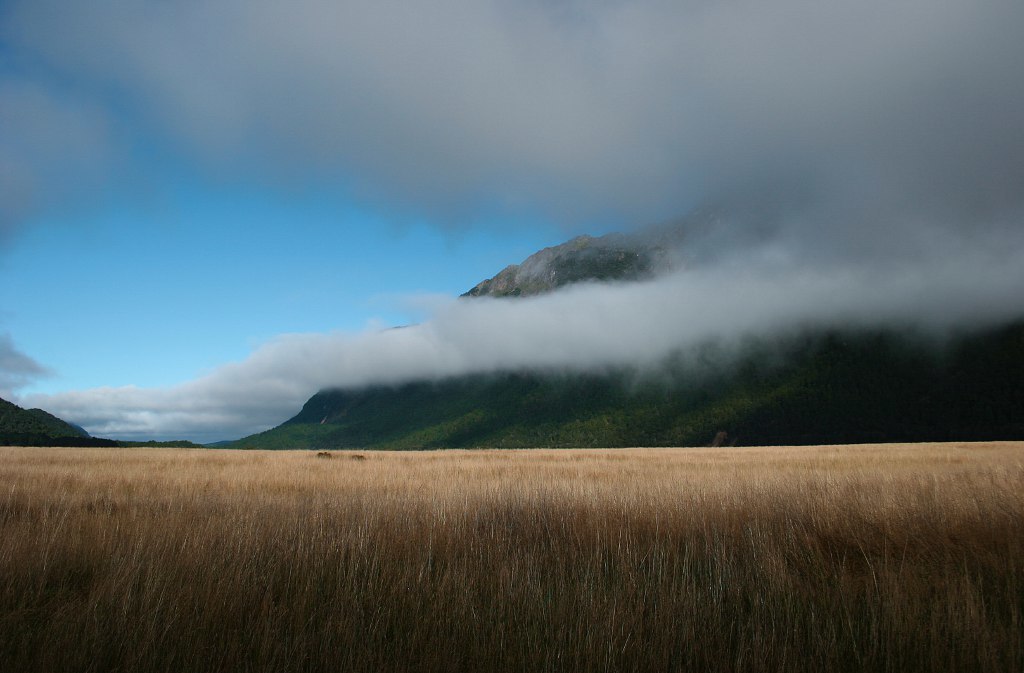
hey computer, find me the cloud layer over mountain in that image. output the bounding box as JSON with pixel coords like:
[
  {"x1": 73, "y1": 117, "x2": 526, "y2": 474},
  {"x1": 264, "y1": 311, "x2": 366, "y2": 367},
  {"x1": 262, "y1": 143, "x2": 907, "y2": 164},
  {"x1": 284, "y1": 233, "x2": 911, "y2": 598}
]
[{"x1": 4, "y1": 0, "x2": 1024, "y2": 440}]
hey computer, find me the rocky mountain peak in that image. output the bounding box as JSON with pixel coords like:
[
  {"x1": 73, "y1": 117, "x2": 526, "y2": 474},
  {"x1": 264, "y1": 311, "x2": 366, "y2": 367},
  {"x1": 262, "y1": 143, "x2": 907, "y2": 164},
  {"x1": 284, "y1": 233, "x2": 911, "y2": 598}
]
[{"x1": 461, "y1": 233, "x2": 667, "y2": 298}]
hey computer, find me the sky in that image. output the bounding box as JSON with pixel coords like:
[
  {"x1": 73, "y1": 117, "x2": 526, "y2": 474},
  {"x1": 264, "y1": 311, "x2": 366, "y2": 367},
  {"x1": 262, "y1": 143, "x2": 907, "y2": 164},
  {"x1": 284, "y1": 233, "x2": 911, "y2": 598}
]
[{"x1": 1, "y1": 0, "x2": 1022, "y2": 442}]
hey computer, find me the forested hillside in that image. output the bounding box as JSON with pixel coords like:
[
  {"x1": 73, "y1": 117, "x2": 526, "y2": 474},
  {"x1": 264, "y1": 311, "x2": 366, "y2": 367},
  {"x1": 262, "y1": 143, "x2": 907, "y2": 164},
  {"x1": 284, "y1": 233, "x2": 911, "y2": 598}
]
[{"x1": 0, "y1": 397, "x2": 118, "y2": 446}]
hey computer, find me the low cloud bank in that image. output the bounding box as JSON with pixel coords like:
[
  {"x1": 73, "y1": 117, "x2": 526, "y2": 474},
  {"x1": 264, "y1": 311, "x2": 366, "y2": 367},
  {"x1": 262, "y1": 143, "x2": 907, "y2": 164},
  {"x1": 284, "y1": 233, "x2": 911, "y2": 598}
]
[{"x1": 24, "y1": 236, "x2": 1024, "y2": 442}]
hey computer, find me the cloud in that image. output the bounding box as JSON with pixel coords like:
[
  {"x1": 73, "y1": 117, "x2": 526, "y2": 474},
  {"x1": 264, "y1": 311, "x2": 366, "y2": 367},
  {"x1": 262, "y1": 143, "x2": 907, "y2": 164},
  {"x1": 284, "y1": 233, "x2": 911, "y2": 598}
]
[
  {"x1": 2, "y1": 0, "x2": 1022, "y2": 237},
  {"x1": 0, "y1": 79, "x2": 118, "y2": 242},
  {"x1": 25, "y1": 237, "x2": 1024, "y2": 442},
  {"x1": 0, "y1": 333, "x2": 52, "y2": 399}
]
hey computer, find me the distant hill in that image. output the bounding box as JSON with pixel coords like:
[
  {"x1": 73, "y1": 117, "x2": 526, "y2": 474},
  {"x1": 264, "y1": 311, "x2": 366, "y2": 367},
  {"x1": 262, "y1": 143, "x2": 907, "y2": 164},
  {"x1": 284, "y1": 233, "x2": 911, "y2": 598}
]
[
  {"x1": 1, "y1": 397, "x2": 87, "y2": 438},
  {"x1": 114, "y1": 440, "x2": 207, "y2": 448},
  {"x1": 1, "y1": 396, "x2": 217, "y2": 448},
  {"x1": 234, "y1": 322, "x2": 1024, "y2": 449},
  {"x1": 0, "y1": 396, "x2": 119, "y2": 447}
]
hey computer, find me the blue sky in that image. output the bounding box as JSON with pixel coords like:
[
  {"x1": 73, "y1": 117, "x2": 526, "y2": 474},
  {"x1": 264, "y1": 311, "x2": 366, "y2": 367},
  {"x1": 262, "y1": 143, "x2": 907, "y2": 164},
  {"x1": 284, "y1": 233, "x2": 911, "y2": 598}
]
[
  {"x1": 1, "y1": 181, "x2": 566, "y2": 395},
  {"x1": 1, "y1": 0, "x2": 1022, "y2": 442}
]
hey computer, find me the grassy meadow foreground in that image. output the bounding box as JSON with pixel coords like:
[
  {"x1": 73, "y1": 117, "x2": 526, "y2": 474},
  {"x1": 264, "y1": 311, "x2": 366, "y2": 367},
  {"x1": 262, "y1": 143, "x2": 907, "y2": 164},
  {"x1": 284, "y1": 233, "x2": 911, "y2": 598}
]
[{"x1": 1, "y1": 444, "x2": 1022, "y2": 672}]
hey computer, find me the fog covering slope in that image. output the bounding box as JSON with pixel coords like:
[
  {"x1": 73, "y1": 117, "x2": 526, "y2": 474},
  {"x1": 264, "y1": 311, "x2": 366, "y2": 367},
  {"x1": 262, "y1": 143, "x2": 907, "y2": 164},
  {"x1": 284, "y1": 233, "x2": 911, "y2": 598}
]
[{"x1": 235, "y1": 321, "x2": 1024, "y2": 449}]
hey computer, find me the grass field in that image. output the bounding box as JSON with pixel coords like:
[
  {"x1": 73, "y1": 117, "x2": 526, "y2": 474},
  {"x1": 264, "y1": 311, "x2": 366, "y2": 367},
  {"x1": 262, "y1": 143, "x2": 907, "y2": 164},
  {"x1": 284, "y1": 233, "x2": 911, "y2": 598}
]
[{"x1": 1, "y1": 443, "x2": 1021, "y2": 672}]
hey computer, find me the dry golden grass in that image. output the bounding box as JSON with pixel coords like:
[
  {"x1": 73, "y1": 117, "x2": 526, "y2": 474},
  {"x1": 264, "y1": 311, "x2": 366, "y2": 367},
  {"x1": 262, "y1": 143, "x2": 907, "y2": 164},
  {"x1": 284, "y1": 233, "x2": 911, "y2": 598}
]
[{"x1": 1, "y1": 442, "x2": 1022, "y2": 672}]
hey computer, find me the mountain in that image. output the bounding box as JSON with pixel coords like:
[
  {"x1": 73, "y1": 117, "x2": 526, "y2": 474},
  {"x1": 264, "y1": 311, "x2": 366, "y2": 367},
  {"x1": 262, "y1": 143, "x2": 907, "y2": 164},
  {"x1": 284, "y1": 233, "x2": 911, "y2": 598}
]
[
  {"x1": 460, "y1": 208, "x2": 735, "y2": 298},
  {"x1": 462, "y1": 232, "x2": 673, "y2": 297},
  {"x1": 235, "y1": 223, "x2": 1024, "y2": 449},
  {"x1": 0, "y1": 397, "x2": 118, "y2": 446}
]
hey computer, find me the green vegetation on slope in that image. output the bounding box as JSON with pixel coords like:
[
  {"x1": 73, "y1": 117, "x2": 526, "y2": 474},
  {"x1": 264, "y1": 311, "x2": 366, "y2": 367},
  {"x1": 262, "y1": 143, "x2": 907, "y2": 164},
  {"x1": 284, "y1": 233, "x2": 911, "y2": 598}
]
[
  {"x1": 0, "y1": 398, "x2": 87, "y2": 438},
  {"x1": 235, "y1": 322, "x2": 1024, "y2": 449},
  {"x1": 0, "y1": 397, "x2": 115, "y2": 446}
]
